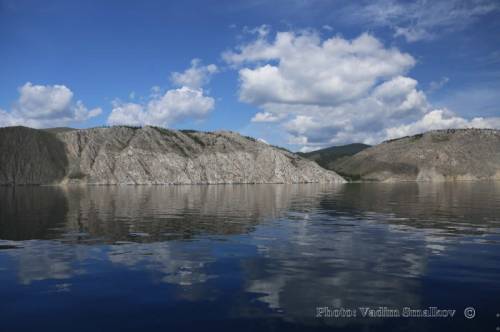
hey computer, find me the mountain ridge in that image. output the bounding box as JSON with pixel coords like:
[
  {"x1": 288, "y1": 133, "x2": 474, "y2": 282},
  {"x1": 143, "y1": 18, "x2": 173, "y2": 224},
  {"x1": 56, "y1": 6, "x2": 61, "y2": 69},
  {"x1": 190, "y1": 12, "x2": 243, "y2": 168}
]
[
  {"x1": 334, "y1": 128, "x2": 500, "y2": 181},
  {"x1": 0, "y1": 126, "x2": 345, "y2": 185}
]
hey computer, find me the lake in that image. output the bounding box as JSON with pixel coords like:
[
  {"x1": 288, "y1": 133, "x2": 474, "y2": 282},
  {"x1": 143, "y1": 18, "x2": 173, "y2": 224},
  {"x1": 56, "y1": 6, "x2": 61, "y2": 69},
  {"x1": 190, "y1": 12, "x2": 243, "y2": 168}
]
[{"x1": 1, "y1": 183, "x2": 499, "y2": 331}]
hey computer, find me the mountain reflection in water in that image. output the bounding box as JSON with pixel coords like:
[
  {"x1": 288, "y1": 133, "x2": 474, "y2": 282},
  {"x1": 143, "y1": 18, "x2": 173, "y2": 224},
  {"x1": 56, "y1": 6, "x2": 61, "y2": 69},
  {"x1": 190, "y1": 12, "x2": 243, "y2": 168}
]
[{"x1": 0, "y1": 183, "x2": 499, "y2": 332}]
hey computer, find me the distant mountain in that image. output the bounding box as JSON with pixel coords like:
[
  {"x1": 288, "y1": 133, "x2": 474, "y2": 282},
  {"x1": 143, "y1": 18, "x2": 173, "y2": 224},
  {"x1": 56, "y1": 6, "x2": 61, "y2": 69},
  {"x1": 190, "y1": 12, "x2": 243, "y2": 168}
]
[
  {"x1": 0, "y1": 126, "x2": 345, "y2": 185},
  {"x1": 334, "y1": 129, "x2": 500, "y2": 181},
  {"x1": 298, "y1": 143, "x2": 371, "y2": 170}
]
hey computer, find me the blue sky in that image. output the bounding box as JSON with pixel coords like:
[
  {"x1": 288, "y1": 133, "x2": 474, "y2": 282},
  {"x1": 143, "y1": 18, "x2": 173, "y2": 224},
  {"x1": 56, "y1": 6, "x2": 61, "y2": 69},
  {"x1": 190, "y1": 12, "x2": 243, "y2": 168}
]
[{"x1": 1, "y1": 0, "x2": 499, "y2": 151}]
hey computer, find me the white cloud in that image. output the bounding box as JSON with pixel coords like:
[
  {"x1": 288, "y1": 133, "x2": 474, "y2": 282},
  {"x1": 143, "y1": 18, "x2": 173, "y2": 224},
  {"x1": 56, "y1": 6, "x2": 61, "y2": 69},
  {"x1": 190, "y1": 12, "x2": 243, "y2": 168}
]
[
  {"x1": 0, "y1": 109, "x2": 19, "y2": 127},
  {"x1": 225, "y1": 29, "x2": 500, "y2": 149},
  {"x1": 108, "y1": 60, "x2": 217, "y2": 127},
  {"x1": 371, "y1": 76, "x2": 428, "y2": 116},
  {"x1": 170, "y1": 59, "x2": 218, "y2": 89},
  {"x1": 107, "y1": 87, "x2": 214, "y2": 127},
  {"x1": 251, "y1": 111, "x2": 285, "y2": 122},
  {"x1": 15, "y1": 82, "x2": 74, "y2": 119},
  {"x1": 349, "y1": 0, "x2": 499, "y2": 42},
  {"x1": 0, "y1": 82, "x2": 101, "y2": 128},
  {"x1": 107, "y1": 102, "x2": 146, "y2": 126},
  {"x1": 385, "y1": 109, "x2": 500, "y2": 139},
  {"x1": 224, "y1": 32, "x2": 415, "y2": 106}
]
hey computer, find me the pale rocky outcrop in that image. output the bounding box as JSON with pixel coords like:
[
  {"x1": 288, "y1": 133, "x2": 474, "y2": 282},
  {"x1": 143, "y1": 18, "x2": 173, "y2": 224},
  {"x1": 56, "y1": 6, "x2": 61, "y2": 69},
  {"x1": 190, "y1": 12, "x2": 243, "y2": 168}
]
[
  {"x1": 335, "y1": 129, "x2": 500, "y2": 182},
  {"x1": 0, "y1": 126, "x2": 345, "y2": 185}
]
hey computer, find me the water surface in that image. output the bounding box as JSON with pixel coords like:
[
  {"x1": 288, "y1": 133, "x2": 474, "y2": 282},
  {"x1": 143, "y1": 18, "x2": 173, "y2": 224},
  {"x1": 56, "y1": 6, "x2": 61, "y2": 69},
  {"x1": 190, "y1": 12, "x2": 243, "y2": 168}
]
[{"x1": 1, "y1": 183, "x2": 499, "y2": 331}]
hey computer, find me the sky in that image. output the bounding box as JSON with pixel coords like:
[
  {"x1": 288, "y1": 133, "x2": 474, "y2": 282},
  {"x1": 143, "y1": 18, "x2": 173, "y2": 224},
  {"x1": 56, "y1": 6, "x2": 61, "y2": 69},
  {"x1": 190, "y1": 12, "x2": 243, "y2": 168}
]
[{"x1": 1, "y1": 0, "x2": 500, "y2": 152}]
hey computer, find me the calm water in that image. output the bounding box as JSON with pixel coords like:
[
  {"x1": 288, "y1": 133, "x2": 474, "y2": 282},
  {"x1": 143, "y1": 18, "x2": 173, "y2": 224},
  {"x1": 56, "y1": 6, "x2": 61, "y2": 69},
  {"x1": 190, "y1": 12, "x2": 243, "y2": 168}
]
[{"x1": 1, "y1": 183, "x2": 499, "y2": 331}]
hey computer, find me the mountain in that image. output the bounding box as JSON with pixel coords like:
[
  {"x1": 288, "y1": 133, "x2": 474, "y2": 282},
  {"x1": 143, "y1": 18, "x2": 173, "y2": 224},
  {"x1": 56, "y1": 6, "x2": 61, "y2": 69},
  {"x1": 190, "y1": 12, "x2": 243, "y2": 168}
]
[
  {"x1": 0, "y1": 126, "x2": 68, "y2": 185},
  {"x1": 298, "y1": 143, "x2": 370, "y2": 170},
  {"x1": 334, "y1": 129, "x2": 500, "y2": 181},
  {"x1": 0, "y1": 126, "x2": 345, "y2": 185}
]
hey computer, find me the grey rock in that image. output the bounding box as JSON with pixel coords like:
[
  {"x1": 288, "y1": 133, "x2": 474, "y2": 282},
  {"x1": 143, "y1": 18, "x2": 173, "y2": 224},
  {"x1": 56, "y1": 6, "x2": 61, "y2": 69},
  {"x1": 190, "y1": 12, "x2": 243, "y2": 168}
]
[
  {"x1": 0, "y1": 126, "x2": 345, "y2": 185},
  {"x1": 0, "y1": 126, "x2": 68, "y2": 185},
  {"x1": 335, "y1": 129, "x2": 500, "y2": 182}
]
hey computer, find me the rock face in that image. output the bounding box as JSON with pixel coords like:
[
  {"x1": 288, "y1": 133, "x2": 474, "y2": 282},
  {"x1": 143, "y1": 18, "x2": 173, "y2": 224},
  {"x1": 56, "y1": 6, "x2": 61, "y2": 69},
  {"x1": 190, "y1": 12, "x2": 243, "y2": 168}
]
[
  {"x1": 0, "y1": 126, "x2": 345, "y2": 185},
  {"x1": 335, "y1": 129, "x2": 500, "y2": 182},
  {"x1": 0, "y1": 127, "x2": 68, "y2": 185}
]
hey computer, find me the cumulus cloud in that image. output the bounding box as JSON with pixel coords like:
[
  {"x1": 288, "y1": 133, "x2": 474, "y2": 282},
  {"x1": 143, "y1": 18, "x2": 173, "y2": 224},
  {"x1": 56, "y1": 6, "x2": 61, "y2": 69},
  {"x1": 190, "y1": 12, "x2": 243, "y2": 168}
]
[
  {"x1": 108, "y1": 60, "x2": 216, "y2": 127},
  {"x1": 251, "y1": 111, "x2": 285, "y2": 122},
  {"x1": 349, "y1": 0, "x2": 499, "y2": 42},
  {"x1": 225, "y1": 29, "x2": 500, "y2": 149},
  {"x1": 385, "y1": 109, "x2": 500, "y2": 139},
  {"x1": 0, "y1": 82, "x2": 101, "y2": 128},
  {"x1": 108, "y1": 87, "x2": 214, "y2": 127},
  {"x1": 170, "y1": 59, "x2": 218, "y2": 89},
  {"x1": 224, "y1": 31, "x2": 415, "y2": 106}
]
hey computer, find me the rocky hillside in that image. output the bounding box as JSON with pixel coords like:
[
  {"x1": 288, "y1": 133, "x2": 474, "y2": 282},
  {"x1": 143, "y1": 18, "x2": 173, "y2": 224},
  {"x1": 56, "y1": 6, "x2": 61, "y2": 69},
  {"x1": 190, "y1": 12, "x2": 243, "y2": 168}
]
[
  {"x1": 335, "y1": 129, "x2": 500, "y2": 182},
  {"x1": 0, "y1": 126, "x2": 345, "y2": 185},
  {"x1": 298, "y1": 143, "x2": 370, "y2": 170},
  {"x1": 0, "y1": 126, "x2": 68, "y2": 185}
]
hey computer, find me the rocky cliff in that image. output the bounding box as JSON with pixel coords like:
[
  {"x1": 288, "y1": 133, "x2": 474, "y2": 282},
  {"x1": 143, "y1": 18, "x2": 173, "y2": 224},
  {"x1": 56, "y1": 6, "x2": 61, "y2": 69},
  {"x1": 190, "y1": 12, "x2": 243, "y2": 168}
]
[
  {"x1": 0, "y1": 126, "x2": 345, "y2": 185},
  {"x1": 335, "y1": 129, "x2": 500, "y2": 182},
  {"x1": 0, "y1": 126, "x2": 68, "y2": 185}
]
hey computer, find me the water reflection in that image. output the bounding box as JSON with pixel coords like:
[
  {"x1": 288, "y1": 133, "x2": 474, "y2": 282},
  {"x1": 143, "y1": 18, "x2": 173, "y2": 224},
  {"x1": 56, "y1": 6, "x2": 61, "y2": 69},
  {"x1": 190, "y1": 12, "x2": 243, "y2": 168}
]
[
  {"x1": 2, "y1": 183, "x2": 499, "y2": 243},
  {"x1": 242, "y1": 210, "x2": 426, "y2": 327},
  {"x1": 6, "y1": 240, "x2": 88, "y2": 285},
  {"x1": 325, "y1": 182, "x2": 500, "y2": 236},
  {"x1": 1, "y1": 185, "x2": 337, "y2": 242},
  {"x1": 108, "y1": 241, "x2": 216, "y2": 287},
  {"x1": 0, "y1": 187, "x2": 68, "y2": 240},
  {"x1": 0, "y1": 183, "x2": 499, "y2": 331}
]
